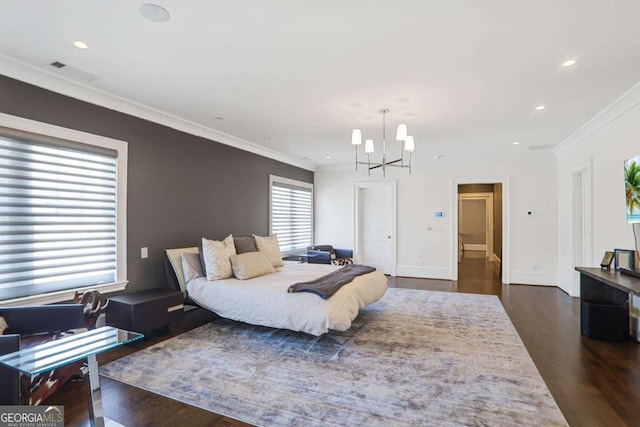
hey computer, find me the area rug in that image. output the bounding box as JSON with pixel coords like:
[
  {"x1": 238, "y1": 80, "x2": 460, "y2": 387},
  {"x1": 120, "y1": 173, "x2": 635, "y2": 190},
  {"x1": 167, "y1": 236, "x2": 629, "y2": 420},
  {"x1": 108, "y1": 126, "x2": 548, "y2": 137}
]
[{"x1": 101, "y1": 288, "x2": 567, "y2": 426}]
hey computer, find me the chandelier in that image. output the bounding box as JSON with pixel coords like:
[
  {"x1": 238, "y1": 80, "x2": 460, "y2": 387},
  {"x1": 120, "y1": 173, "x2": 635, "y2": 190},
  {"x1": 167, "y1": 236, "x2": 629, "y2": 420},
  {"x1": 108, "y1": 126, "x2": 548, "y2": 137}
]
[{"x1": 351, "y1": 108, "x2": 415, "y2": 177}]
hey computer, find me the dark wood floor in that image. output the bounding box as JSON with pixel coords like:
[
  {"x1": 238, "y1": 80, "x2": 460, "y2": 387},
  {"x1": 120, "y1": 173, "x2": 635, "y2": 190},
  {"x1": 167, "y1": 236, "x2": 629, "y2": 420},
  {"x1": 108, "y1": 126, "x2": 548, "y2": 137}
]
[{"x1": 48, "y1": 253, "x2": 640, "y2": 426}]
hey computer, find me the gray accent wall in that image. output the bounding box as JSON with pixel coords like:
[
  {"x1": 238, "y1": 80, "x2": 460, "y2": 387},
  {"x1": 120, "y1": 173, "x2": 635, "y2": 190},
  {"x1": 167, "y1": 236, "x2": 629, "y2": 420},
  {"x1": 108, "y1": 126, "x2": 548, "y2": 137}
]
[{"x1": 0, "y1": 75, "x2": 313, "y2": 292}]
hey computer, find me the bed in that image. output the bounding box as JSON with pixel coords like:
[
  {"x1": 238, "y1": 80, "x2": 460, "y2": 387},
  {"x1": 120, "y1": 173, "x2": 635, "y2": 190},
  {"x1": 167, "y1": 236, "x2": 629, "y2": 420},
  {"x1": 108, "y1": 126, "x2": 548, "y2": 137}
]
[{"x1": 165, "y1": 246, "x2": 387, "y2": 336}]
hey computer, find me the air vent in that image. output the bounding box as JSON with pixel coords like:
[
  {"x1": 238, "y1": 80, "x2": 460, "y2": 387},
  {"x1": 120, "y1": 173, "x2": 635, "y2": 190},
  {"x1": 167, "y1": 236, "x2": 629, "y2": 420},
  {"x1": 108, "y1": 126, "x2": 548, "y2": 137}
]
[
  {"x1": 527, "y1": 144, "x2": 555, "y2": 151},
  {"x1": 47, "y1": 60, "x2": 98, "y2": 83}
]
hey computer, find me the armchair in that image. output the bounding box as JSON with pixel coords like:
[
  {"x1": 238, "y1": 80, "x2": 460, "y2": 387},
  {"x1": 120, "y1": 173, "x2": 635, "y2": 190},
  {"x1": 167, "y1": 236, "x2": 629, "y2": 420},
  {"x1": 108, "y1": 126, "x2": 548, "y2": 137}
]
[
  {"x1": 0, "y1": 304, "x2": 85, "y2": 404},
  {"x1": 307, "y1": 245, "x2": 354, "y2": 265}
]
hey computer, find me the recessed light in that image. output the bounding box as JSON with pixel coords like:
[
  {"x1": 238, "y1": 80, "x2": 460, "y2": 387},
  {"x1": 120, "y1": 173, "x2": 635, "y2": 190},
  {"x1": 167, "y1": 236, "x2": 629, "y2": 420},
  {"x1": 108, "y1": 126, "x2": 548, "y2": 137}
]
[
  {"x1": 325, "y1": 155, "x2": 332, "y2": 160},
  {"x1": 73, "y1": 40, "x2": 89, "y2": 50},
  {"x1": 513, "y1": 141, "x2": 520, "y2": 145},
  {"x1": 535, "y1": 105, "x2": 546, "y2": 111},
  {"x1": 562, "y1": 59, "x2": 578, "y2": 67}
]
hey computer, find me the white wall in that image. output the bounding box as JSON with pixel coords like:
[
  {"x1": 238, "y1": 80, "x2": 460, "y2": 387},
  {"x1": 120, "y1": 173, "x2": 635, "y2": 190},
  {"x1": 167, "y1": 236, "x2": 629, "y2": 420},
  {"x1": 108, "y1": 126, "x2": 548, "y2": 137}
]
[
  {"x1": 555, "y1": 82, "x2": 640, "y2": 296},
  {"x1": 315, "y1": 150, "x2": 558, "y2": 285}
]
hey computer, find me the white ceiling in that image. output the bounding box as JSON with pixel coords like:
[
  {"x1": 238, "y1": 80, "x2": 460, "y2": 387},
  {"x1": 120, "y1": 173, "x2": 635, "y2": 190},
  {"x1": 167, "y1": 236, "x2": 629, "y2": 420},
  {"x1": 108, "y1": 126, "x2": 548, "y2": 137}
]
[{"x1": 1, "y1": 0, "x2": 640, "y2": 169}]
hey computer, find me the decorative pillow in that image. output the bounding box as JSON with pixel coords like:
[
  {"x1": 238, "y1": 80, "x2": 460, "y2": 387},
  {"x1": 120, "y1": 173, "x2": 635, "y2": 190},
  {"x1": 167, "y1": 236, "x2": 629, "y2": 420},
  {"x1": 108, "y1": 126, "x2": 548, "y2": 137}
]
[
  {"x1": 253, "y1": 234, "x2": 284, "y2": 267},
  {"x1": 202, "y1": 235, "x2": 236, "y2": 280},
  {"x1": 181, "y1": 252, "x2": 204, "y2": 285},
  {"x1": 230, "y1": 252, "x2": 276, "y2": 280},
  {"x1": 234, "y1": 236, "x2": 258, "y2": 254},
  {"x1": 0, "y1": 316, "x2": 7, "y2": 335}
]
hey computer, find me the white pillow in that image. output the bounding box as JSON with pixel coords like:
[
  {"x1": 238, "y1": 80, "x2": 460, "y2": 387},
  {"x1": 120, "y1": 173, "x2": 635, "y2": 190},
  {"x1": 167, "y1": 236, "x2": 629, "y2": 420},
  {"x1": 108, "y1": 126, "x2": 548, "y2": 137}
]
[
  {"x1": 253, "y1": 234, "x2": 284, "y2": 268},
  {"x1": 230, "y1": 252, "x2": 276, "y2": 280},
  {"x1": 202, "y1": 235, "x2": 236, "y2": 280}
]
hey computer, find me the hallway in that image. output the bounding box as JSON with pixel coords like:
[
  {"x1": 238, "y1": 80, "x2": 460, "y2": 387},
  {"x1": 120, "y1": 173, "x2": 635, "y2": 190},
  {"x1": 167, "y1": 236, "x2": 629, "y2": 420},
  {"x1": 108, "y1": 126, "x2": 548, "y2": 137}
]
[{"x1": 457, "y1": 250, "x2": 502, "y2": 295}]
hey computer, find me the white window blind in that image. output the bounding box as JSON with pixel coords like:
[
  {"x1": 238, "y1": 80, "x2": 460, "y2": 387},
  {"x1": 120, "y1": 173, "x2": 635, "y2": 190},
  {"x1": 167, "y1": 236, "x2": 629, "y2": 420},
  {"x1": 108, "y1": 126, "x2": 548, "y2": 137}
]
[
  {"x1": 0, "y1": 133, "x2": 118, "y2": 301},
  {"x1": 270, "y1": 176, "x2": 313, "y2": 253}
]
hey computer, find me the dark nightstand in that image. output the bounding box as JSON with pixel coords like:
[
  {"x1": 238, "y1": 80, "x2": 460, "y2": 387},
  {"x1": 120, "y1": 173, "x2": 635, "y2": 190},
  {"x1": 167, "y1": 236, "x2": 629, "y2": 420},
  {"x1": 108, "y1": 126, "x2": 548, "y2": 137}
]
[{"x1": 106, "y1": 289, "x2": 184, "y2": 333}]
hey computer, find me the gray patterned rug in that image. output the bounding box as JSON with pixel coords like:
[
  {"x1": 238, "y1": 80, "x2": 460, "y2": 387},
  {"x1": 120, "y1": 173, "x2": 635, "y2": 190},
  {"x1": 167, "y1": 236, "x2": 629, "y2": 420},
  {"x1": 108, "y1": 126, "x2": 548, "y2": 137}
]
[{"x1": 101, "y1": 288, "x2": 567, "y2": 426}]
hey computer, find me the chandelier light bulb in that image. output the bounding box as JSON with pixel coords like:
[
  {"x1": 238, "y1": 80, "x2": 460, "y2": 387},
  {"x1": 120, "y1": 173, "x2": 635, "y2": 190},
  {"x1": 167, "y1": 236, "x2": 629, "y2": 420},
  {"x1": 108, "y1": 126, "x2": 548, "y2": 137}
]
[
  {"x1": 351, "y1": 129, "x2": 362, "y2": 145},
  {"x1": 396, "y1": 124, "x2": 408, "y2": 141},
  {"x1": 404, "y1": 135, "x2": 415, "y2": 152},
  {"x1": 364, "y1": 139, "x2": 375, "y2": 154}
]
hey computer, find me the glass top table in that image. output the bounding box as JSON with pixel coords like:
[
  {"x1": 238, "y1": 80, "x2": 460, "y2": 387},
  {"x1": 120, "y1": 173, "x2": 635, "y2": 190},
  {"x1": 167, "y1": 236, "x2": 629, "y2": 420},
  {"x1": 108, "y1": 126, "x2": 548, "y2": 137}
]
[
  {"x1": 0, "y1": 326, "x2": 143, "y2": 427},
  {"x1": 0, "y1": 326, "x2": 142, "y2": 375}
]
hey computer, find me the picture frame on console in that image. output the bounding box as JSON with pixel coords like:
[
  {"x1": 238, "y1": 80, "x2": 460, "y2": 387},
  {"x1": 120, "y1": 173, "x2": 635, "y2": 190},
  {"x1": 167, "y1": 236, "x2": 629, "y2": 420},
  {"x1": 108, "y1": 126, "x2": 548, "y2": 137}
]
[
  {"x1": 601, "y1": 251, "x2": 615, "y2": 269},
  {"x1": 614, "y1": 249, "x2": 635, "y2": 271}
]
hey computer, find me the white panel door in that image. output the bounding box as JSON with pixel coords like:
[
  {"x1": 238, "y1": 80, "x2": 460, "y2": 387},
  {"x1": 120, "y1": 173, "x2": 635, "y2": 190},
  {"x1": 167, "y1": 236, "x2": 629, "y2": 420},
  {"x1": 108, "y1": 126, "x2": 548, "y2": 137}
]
[{"x1": 355, "y1": 182, "x2": 396, "y2": 275}]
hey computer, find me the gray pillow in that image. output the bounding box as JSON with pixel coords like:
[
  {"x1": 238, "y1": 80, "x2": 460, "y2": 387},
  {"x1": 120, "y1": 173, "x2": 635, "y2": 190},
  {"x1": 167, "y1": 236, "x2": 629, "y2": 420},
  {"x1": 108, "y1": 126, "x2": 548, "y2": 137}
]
[
  {"x1": 181, "y1": 252, "x2": 204, "y2": 285},
  {"x1": 234, "y1": 236, "x2": 258, "y2": 254}
]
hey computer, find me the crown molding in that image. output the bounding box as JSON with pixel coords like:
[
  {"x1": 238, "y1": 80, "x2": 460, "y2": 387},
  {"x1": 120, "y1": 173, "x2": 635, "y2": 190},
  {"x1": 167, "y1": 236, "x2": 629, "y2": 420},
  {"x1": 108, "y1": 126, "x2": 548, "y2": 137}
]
[
  {"x1": 315, "y1": 163, "x2": 353, "y2": 172},
  {"x1": 0, "y1": 54, "x2": 315, "y2": 172},
  {"x1": 552, "y1": 80, "x2": 640, "y2": 157}
]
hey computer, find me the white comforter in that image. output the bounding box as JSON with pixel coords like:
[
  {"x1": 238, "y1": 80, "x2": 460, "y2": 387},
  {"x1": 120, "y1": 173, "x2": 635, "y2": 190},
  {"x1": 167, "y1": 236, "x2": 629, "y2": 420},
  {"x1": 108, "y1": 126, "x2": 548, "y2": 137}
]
[{"x1": 186, "y1": 263, "x2": 388, "y2": 336}]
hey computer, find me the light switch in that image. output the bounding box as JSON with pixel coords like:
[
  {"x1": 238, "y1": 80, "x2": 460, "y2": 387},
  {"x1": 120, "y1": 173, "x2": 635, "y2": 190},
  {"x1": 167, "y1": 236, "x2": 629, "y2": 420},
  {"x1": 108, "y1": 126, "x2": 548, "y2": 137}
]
[{"x1": 141, "y1": 247, "x2": 148, "y2": 259}]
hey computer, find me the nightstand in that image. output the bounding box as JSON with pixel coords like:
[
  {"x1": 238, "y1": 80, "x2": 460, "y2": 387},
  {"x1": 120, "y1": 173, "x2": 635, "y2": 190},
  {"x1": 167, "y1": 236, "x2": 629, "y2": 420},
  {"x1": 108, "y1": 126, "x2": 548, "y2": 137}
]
[{"x1": 106, "y1": 289, "x2": 184, "y2": 333}]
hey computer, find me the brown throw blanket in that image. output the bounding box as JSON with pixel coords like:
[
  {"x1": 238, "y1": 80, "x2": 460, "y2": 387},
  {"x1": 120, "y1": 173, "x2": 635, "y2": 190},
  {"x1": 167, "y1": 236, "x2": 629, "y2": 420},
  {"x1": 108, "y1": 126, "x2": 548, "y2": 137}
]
[{"x1": 288, "y1": 264, "x2": 376, "y2": 299}]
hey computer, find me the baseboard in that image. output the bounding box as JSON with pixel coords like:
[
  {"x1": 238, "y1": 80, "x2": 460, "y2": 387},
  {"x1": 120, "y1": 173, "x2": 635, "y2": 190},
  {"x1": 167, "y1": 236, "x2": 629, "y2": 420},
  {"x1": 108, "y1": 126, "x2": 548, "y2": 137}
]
[
  {"x1": 509, "y1": 271, "x2": 558, "y2": 286},
  {"x1": 396, "y1": 265, "x2": 451, "y2": 280},
  {"x1": 464, "y1": 244, "x2": 486, "y2": 251},
  {"x1": 556, "y1": 273, "x2": 579, "y2": 297}
]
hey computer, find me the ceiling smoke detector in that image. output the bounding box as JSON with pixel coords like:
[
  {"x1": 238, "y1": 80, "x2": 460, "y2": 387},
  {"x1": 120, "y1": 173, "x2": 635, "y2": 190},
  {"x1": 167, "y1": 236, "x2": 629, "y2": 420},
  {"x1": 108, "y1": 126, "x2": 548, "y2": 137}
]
[{"x1": 140, "y1": 4, "x2": 171, "y2": 23}]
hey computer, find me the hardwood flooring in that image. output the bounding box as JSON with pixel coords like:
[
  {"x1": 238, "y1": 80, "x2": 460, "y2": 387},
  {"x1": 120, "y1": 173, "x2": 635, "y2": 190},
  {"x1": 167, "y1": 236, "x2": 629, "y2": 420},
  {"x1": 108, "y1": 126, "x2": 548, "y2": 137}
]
[{"x1": 48, "y1": 253, "x2": 640, "y2": 426}]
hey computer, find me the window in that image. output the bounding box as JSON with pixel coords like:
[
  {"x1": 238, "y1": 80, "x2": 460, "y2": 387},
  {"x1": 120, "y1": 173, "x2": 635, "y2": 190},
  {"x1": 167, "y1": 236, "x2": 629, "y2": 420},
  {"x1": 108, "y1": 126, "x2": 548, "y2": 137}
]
[
  {"x1": 0, "y1": 113, "x2": 127, "y2": 304},
  {"x1": 269, "y1": 175, "x2": 313, "y2": 254}
]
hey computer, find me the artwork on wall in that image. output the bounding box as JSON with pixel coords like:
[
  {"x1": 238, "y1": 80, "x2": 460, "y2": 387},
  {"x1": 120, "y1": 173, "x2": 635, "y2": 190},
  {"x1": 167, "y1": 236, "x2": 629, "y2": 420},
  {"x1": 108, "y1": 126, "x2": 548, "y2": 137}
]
[{"x1": 624, "y1": 154, "x2": 640, "y2": 223}]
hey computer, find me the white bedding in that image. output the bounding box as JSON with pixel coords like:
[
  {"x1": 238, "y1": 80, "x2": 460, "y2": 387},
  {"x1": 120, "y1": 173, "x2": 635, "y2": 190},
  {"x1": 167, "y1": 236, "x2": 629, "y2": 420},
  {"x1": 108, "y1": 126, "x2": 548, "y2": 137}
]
[{"x1": 186, "y1": 263, "x2": 388, "y2": 336}]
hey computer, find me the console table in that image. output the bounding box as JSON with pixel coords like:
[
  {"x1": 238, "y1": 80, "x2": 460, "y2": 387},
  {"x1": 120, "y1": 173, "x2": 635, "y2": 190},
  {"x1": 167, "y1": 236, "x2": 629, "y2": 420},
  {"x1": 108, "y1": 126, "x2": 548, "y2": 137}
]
[
  {"x1": 0, "y1": 326, "x2": 142, "y2": 427},
  {"x1": 575, "y1": 267, "x2": 640, "y2": 341}
]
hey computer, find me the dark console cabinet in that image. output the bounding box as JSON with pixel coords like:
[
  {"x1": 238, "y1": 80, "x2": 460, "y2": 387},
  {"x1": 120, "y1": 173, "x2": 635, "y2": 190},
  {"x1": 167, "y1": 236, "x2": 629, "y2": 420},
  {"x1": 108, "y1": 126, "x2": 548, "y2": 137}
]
[
  {"x1": 576, "y1": 267, "x2": 640, "y2": 341},
  {"x1": 106, "y1": 290, "x2": 184, "y2": 333}
]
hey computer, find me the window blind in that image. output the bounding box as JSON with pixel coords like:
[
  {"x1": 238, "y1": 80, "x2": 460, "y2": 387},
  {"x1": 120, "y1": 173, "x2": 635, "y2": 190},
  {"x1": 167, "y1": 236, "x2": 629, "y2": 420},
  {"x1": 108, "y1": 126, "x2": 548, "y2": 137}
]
[
  {"x1": 0, "y1": 134, "x2": 117, "y2": 301},
  {"x1": 271, "y1": 180, "x2": 313, "y2": 253}
]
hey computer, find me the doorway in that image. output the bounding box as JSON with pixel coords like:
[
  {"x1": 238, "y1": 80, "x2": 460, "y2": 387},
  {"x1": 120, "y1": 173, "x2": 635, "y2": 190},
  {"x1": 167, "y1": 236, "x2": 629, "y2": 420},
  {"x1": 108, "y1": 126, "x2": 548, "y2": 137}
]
[
  {"x1": 453, "y1": 180, "x2": 508, "y2": 283},
  {"x1": 458, "y1": 192, "x2": 494, "y2": 259},
  {"x1": 354, "y1": 181, "x2": 397, "y2": 275}
]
